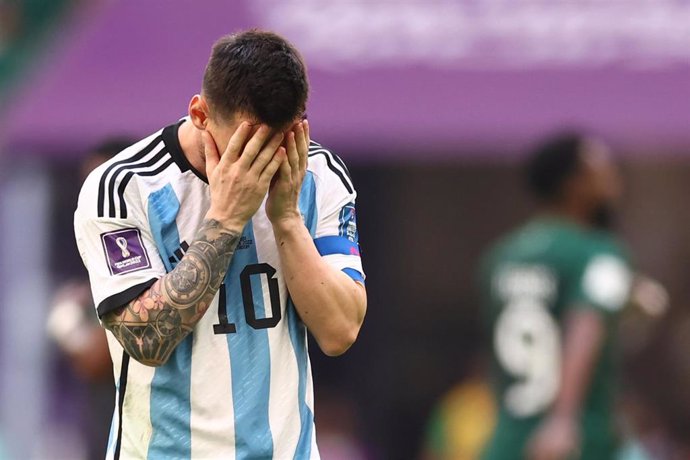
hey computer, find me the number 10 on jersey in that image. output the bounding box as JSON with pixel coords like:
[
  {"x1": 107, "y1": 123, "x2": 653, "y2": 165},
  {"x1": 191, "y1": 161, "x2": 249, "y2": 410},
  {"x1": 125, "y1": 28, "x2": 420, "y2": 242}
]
[{"x1": 213, "y1": 263, "x2": 282, "y2": 334}]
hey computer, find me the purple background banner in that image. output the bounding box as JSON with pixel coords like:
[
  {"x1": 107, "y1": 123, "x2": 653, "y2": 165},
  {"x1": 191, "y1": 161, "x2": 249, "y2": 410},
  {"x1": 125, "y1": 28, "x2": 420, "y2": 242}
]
[{"x1": 2, "y1": 0, "x2": 689, "y2": 159}]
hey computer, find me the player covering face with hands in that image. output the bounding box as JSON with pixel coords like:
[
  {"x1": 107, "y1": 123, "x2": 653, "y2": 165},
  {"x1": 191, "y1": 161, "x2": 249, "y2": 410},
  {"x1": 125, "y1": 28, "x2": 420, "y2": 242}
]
[
  {"x1": 75, "y1": 30, "x2": 366, "y2": 460},
  {"x1": 201, "y1": 119, "x2": 309, "y2": 242}
]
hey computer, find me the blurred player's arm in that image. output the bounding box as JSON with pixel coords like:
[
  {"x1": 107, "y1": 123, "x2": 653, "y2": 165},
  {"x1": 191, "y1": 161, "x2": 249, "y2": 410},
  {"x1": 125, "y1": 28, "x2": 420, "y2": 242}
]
[
  {"x1": 65, "y1": 328, "x2": 112, "y2": 380},
  {"x1": 527, "y1": 310, "x2": 604, "y2": 460},
  {"x1": 268, "y1": 121, "x2": 366, "y2": 356},
  {"x1": 528, "y1": 252, "x2": 630, "y2": 460},
  {"x1": 47, "y1": 281, "x2": 112, "y2": 380},
  {"x1": 101, "y1": 124, "x2": 285, "y2": 367},
  {"x1": 555, "y1": 309, "x2": 606, "y2": 418}
]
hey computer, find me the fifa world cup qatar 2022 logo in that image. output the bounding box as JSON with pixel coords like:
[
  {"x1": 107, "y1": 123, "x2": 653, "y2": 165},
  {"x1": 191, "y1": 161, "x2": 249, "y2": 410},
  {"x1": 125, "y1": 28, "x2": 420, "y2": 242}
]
[
  {"x1": 115, "y1": 236, "x2": 131, "y2": 258},
  {"x1": 101, "y1": 228, "x2": 151, "y2": 275}
]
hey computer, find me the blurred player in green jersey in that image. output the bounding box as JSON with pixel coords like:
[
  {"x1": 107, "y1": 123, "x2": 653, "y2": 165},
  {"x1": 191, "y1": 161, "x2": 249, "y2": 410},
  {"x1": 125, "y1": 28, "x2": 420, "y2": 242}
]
[{"x1": 481, "y1": 134, "x2": 633, "y2": 460}]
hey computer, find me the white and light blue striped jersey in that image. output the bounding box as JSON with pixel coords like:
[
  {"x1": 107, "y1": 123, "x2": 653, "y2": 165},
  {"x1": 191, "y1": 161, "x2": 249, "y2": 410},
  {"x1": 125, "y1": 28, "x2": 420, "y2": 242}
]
[{"x1": 74, "y1": 119, "x2": 365, "y2": 460}]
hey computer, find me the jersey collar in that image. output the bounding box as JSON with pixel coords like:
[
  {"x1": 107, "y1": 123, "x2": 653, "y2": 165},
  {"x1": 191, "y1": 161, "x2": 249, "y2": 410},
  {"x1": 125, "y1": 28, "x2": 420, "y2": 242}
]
[{"x1": 162, "y1": 118, "x2": 208, "y2": 184}]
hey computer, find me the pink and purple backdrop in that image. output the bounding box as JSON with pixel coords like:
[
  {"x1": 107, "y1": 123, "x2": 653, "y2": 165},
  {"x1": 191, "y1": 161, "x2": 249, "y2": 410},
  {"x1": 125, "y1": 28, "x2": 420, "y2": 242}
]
[{"x1": 2, "y1": 0, "x2": 689, "y2": 159}]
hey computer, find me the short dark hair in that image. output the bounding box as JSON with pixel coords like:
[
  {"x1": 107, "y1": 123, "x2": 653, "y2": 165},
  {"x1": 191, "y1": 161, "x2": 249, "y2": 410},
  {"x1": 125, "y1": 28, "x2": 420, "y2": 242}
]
[
  {"x1": 525, "y1": 133, "x2": 585, "y2": 201},
  {"x1": 202, "y1": 30, "x2": 309, "y2": 129}
]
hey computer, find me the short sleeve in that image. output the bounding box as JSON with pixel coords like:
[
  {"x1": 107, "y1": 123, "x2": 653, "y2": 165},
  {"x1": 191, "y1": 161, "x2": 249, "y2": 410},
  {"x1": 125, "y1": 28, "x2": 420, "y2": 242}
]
[
  {"x1": 564, "y1": 248, "x2": 632, "y2": 315},
  {"x1": 74, "y1": 173, "x2": 166, "y2": 318},
  {"x1": 309, "y1": 145, "x2": 365, "y2": 284}
]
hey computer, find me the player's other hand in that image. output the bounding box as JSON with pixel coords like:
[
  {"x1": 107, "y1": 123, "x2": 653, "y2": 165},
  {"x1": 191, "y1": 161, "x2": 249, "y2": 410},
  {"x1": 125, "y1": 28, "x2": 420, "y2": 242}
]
[
  {"x1": 203, "y1": 123, "x2": 286, "y2": 232},
  {"x1": 266, "y1": 120, "x2": 309, "y2": 228},
  {"x1": 526, "y1": 414, "x2": 580, "y2": 460}
]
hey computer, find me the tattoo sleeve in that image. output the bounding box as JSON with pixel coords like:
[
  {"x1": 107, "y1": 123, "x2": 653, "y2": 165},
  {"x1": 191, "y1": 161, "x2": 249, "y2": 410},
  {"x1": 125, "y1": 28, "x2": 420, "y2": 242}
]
[{"x1": 102, "y1": 219, "x2": 240, "y2": 366}]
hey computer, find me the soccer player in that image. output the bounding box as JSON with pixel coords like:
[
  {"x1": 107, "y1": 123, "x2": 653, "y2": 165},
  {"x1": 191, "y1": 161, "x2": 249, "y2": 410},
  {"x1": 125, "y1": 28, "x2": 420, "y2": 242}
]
[
  {"x1": 480, "y1": 134, "x2": 632, "y2": 460},
  {"x1": 74, "y1": 30, "x2": 367, "y2": 459}
]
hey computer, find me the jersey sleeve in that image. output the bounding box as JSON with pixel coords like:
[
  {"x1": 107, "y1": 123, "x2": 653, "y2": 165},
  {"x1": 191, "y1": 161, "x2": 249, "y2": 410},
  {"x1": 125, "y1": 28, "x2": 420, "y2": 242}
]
[
  {"x1": 310, "y1": 148, "x2": 365, "y2": 284},
  {"x1": 563, "y1": 242, "x2": 632, "y2": 315},
  {"x1": 74, "y1": 171, "x2": 166, "y2": 318}
]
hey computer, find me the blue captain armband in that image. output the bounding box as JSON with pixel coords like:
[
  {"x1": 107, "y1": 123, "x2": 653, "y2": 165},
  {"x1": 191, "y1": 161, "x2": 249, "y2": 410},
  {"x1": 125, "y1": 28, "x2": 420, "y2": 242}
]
[
  {"x1": 314, "y1": 235, "x2": 360, "y2": 257},
  {"x1": 313, "y1": 236, "x2": 365, "y2": 284}
]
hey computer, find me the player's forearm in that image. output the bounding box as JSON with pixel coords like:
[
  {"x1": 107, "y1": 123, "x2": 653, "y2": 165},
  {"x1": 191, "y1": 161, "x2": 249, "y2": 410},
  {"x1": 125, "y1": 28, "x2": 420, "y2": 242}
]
[
  {"x1": 102, "y1": 218, "x2": 241, "y2": 366},
  {"x1": 551, "y1": 309, "x2": 605, "y2": 418},
  {"x1": 273, "y1": 218, "x2": 366, "y2": 356}
]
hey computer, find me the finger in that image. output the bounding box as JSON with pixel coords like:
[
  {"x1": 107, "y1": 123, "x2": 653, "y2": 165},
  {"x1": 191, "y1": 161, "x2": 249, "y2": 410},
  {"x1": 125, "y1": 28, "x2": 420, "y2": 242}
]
[
  {"x1": 259, "y1": 147, "x2": 287, "y2": 185},
  {"x1": 202, "y1": 131, "x2": 220, "y2": 178},
  {"x1": 303, "y1": 118, "x2": 310, "y2": 145},
  {"x1": 237, "y1": 125, "x2": 273, "y2": 169},
  {"x1": 297, "y1": 121, "x2": 309, "y2": 173},
  {"x1": 286, "y1": 131, "x2": 299, "y2": 176},
  {"x1": 250, "y1": 131, "x2": 284, "y2": 174},
  {"x1": 219, "y1": 122, "x2": 253, "y2": 167},
  {"x1": 294, "y1": 121, "x2": 308, "y2": 152},
  {"x1": 278, "y1": 152, "x2": 292, "y2": 180}
]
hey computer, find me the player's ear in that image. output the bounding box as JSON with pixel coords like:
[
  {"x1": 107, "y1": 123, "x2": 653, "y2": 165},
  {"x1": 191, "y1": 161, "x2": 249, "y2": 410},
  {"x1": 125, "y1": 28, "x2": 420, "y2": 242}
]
[{"x1": 188, "y1": 94, "x2": 210, "y2": 130}]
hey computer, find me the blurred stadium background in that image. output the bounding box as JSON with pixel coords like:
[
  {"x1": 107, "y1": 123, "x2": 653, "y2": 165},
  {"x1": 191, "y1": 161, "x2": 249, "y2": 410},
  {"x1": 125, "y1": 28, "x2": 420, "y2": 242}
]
[{"x1": 0, "y1": 0, "x2": 689, "y2": 459}]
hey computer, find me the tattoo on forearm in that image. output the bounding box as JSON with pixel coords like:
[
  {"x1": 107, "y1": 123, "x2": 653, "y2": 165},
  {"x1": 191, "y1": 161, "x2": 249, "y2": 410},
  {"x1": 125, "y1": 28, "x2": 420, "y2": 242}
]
[{"x1": 102, "y1": 219, "x2": 240, "y2": 366}]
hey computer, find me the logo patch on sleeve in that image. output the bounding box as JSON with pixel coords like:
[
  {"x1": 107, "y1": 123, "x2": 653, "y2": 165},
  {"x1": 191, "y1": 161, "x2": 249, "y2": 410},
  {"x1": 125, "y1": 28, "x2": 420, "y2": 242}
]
[
  {"x1": 101, "y1": 228, "x2": 151, "y2": 275},
  {"x1": 338, "y1": 202, "x2": 359, "y2": 243}
]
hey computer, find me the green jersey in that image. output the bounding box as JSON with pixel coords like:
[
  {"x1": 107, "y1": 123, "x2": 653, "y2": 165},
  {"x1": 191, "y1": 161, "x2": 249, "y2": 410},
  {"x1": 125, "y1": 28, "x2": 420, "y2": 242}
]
[{"x1": 481, "y1": 218, "x2": 632, "y2": 460}]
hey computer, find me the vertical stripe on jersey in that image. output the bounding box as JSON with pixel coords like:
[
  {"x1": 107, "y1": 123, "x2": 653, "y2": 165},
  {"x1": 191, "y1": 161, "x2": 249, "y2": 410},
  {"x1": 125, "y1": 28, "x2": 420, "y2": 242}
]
[
  {"x1": 288, "y1": 172, "x2": 318, "y2": 459},
  {"x1": 114, "y1": 353, "x2": 130, "y2": 460},
  {"x1": 301, "y1": 173, "x2": 318, "y2": 235},
  {"x1": 148, "y1": 184, "x2": 183, "y2": 267},
  {"x1": 286, "y1": 303, "x2": 315, "y2": 460},
  {"x1": 188, "y1": 294, "x2": 236, "y2": 458},
  {"x1": 105, "y1": 371, "x2": 121, "y2": 460},
  {"x1": 104, "y1": 333, "x2": 125, "y2": 460},
  {"x1": 226, "y1": 220, "x2": 274, "y2": 459},
  {"x1": 299, "y1": 171, "x2": 319, "y2": 238},
  {"x1": 105, "y1": 407, "x2": 116, "y2": 460},
  {"x1": 147, "y1": 185, "x2": 193, "y2": 459}
]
